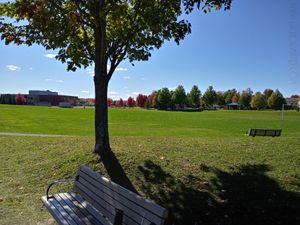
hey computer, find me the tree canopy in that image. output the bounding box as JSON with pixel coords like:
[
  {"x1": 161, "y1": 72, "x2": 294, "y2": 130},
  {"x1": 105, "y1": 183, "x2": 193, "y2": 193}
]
[
  {"x1": 187, "y1": 85, "x2": 201, "y2": 108},
  {"x1": 250, "y1": 92, "x2": 267, "y2": 110},
  {"x1": 0, "y1": 0, "x2": 232, "y2": 152},
  {"x1": 267, "y1": 89, "x2": 286, "y2": 110},
  {"x1": 202, "y1": 86, "x2": 217, "y2": 106},
  {"x1": 0, "y1": 0, "x2": 231, "y2": 73}
]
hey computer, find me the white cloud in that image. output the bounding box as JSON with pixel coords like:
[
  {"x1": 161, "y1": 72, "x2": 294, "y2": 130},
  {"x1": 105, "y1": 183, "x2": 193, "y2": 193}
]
[
  {"x1": 86, "y1": 66, "x2": 127, "y2": 77},
  {"x1": 123, "y1": 76, "x2": 131, "y2": 80},
  {"x1": 140, "y1": 77, "x2": 146, "y2": 81},
  {"x1": 108, "y1": 91, "x2": 120, "y2": 95},
  {"x1": 88, "y1": 71, "x2": 94, "y2": 77},
  {"x1": 107, "y1": 65, "x2": 128, "y2": 72},
  {"x1": 45, "y1": 78, "x2": 53, "y2": 81},
  {"x1": 81, "y1": 91, "x2": 90, "y2": 94},
  {"x1": 6, "y1": 65, "x2": 21, "y2": 71},
  {"x1": 131, "y1": 92, "x2": 140, "y2": 96},
  {"x1": 29, "y1": 67, "x2": 33, "y2": 70},
  {"x1": 56, "y1": 80, "x2": 64, "y2": 83},
  {"x1": 86, "y1": 68, "x2": 94, "y2": 77},
  {"x1": 169, "y1": 86, "x2": 177, "y2": 91},
  {"x1": 115, "y1": 67, "x2": 128, "y2": 72},
  {"x1": 44, "y1": 53, "x2": 57, "y2": 59}
]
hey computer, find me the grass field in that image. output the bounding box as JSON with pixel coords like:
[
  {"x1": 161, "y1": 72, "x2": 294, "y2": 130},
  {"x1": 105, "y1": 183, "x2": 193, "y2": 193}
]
[{"x1": 0, "y1": 105, "x2": 299, "y2": 225}]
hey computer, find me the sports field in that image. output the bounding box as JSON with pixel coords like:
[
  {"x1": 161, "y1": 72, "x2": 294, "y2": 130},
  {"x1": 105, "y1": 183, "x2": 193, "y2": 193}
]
[{"x1": 0, "y1": 105, "x2": 299, "y2": 225}]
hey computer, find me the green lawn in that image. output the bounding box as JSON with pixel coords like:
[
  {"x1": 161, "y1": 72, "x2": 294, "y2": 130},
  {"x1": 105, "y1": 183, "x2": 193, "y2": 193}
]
[
  {"x1": 0, "y1": 104, "x2": 299, "y2": 137},
  {"x1": 0, "y1": 105, "x2": 299, "y2": 225}
]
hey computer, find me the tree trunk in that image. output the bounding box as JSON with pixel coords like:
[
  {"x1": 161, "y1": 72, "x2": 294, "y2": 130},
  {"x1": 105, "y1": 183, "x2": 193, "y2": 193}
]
[
  {"x1": 94, "y1": 75, "x2": 110, "y2": 153},
  {"x1": 93, "y1": 2, "x2": 110, "y2": 153}
]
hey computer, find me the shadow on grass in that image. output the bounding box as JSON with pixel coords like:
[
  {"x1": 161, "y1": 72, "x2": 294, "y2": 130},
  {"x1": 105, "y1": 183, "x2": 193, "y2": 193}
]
[
  {"x1": 98, "y1": 149, "x2": 138, "y2": 194},
  {"x1": 137, "y1": 160, "x2": 300, "y2": 225}
]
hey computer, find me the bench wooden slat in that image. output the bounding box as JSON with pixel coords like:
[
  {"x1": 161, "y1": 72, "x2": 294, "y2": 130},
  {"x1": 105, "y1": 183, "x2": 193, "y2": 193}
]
[
  {"x1": 248, "y1": 128, "x2": 281, "y2": 137},
  {"x1": 77, "y1": 165, "x2": 167, "y2": 225},
  {"x1": 74, "y1": 181, "x2": 117, "y2": 223},
  {"x1": 75, "y1": 175, "x2": 153, "y2": 225},
  {"x1": 41, "y1": 196, "x2": 70, "y2": 225},
  {"x1": 53, "y1": 194, "x2": 87, "y2": 225},
  {"x1": 42, "y1": 196, "x2": 78, "y2": 225},
  {"x1": 77, "y1": 168, "x2": 164, "y2": 225},
  {"x1": 67, "y1": 192, "x2": 112, "y2": 225},
  {"x1": 75, "y1": 180, "x2": 140, "y2": 225},
  {"x1": 58, "y1": 193, "x2": 96, "y2": 225},
  {"x1": 42, "y1": 165, "x2": 168, "y2": 225},
  {"x1": 79, "y1": 164, "x2": 167, "y2": 219}
]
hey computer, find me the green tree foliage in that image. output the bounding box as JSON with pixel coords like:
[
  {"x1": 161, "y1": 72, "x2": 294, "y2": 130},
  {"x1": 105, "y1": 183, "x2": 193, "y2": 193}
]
[
  {"x1": 187, "y1": 85, "x2": 201, "y2": 108},
  {"x1": 250, "y1": 92, "x2": 267, "y2": 110},
  {"x1": 239, "y1": 88, "x2": 253, "y2": 108},
  {"x1": 224, "y1": 89, "x2": 237, "y2": 104},
  {"x1": 155, "y1": 88, "x2": 172, "y2": 110},
  {"x1": 145, "y1": 98, "x2": 150, "y2": 109},
  {"x1": 263, "y1": 89, "x2": 274, "y2": 100},
  {"x1": 216, "y1": 91, "x2": 225, "y2": 106},
  {"x1": 172, "y1": 85, "x2": 187, "y2": 108},
  {"x1": 267, "y1": 89, "x2": 286, "y2": 110},
  {"x1": 0, "y1": 0, "x2": 232, "y2": 152},
  {"x1": 0, "y1": 94, "x2": 16, "y2": 105},
  {"x1": 202, "y1": 86, "x2": 217, "y2": 107}
]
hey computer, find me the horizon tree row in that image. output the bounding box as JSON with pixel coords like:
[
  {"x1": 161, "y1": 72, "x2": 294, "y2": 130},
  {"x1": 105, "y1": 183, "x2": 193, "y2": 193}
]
[{"x1": 108, "y1": 85, "x2": 298, "y2": 110}]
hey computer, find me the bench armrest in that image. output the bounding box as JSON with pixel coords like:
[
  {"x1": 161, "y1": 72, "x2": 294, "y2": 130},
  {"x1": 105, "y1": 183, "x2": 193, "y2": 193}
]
[{"x1": 46, "y1": 175, "x2": 78, "y2": 199}]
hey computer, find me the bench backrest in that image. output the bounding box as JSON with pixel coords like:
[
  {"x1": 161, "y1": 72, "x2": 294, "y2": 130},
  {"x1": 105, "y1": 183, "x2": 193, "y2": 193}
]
[
  {"x1": 73, "y1": 164, "x2": 168, "y2": 225},
  {"x1": 248, "y1": 128, "x2": 281, "y2": 137}
]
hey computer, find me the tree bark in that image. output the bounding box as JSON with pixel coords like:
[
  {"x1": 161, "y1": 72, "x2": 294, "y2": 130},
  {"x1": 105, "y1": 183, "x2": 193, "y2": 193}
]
[
  {"x1": 94, "y1": 75, "x2": 110, "y2": 153},
  {"x1": 93, "y1": 1, "x2": 110, "y2": 153}
]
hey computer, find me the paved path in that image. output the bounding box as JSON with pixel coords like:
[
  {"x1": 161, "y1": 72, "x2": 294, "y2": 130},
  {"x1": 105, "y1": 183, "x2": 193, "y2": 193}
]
[{"x1": 0, "y1": 132, "x2": 65, "y2": 137}]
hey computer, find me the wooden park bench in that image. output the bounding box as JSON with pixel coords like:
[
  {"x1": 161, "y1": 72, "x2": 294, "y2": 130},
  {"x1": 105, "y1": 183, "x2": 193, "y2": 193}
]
[
  {"x1": 247, "y1": 128, "x2": 281, "y2": 137},
  {"x1": 42, "y1": 164, "x2": 168, "y2": 225}
]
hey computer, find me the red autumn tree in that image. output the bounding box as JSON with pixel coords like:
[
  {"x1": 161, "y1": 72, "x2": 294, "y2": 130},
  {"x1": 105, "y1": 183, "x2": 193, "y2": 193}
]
[
  {"x1": 15, "y1": 93, "x2": 26, "y2": 105},
  {"x1": 136, "y1": 94, "x2": 147, "y2": 108},
  {"x1": 127, "y1": 97, "x2": 136, "y2": 107},
  {"x1": 107, "y1": 98, "x2": 113, "y2": 107},
  {"x1": 148, "y1": 91, "x2": 157, "y2": 107},
  {"x1": 117, "y1": 98, "x2": 124, "y2": 108}
]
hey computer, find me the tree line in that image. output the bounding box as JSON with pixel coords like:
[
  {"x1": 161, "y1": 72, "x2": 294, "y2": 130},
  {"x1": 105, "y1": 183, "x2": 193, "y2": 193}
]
[{"x1": 108, "y1": 85, "x2": 298, "y2": 110}]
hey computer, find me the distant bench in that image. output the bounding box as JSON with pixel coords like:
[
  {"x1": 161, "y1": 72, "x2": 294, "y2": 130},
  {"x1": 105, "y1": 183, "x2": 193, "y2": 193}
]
[
  {"x1": 42, "y1": 164, "x2": 168, "y2": 225},
  {"x1": 247, "y1": 128, "x2": 281, "y2": 137}
]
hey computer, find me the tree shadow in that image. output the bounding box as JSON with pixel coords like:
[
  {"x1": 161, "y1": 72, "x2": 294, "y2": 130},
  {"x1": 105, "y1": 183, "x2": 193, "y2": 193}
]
[
  {"x1": 98, "y1": 149, "x2": 138, "y2": 194},
  {"x1": 137, "y1": 160, "x2": 300, "y2": 225}
]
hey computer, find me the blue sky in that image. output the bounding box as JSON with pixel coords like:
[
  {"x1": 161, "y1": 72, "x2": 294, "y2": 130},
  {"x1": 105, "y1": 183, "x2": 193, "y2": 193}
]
[{"x1": 0, "y1": 0, "x2": 299, "y2": 99}]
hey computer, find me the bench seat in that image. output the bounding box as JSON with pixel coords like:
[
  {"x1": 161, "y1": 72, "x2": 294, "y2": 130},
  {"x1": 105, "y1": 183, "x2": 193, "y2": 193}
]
[
  {"x1": 42, "y1": 192, "x2": 111, "y2": 225},
  {"x1": 42, "y1": 164, "x2": 168, "y2": 225},
  {"x1": 247, "y1": 128, "x2": 281, "y2": 137}
]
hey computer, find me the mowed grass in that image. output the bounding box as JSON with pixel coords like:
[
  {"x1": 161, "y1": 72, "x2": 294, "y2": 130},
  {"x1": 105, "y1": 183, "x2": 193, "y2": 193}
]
[
  {"x1": 0, "y1": 105, "x2": 300, "y2": 225},
  {"x1": 0, "y1": 104, "x2": 299, "y2": 137}
]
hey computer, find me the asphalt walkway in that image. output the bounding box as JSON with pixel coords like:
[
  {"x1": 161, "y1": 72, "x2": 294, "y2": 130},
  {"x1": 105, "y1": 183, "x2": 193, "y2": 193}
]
[{"x1": 0, "y1": 132, "x2": 65, "y2": 137}]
